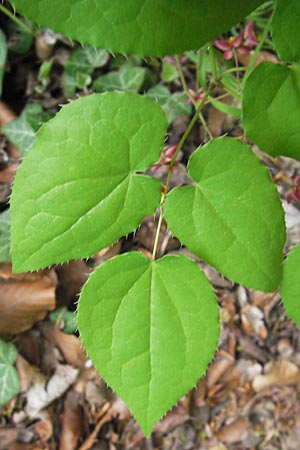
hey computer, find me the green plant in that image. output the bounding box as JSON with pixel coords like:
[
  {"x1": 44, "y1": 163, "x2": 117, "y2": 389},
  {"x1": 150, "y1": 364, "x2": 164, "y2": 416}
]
[{"x1": 6, "y1": 0, "x2": 300, "y2": 436}]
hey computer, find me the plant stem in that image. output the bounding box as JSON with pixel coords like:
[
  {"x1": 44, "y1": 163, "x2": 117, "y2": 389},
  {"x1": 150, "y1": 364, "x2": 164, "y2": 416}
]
[
  {"x1": 208, "y1": 43, "x2": 218, "y2": 80},
  {"x1": 175, "y1": 55, "x2": 212, "y2": 140},
  {"x1": 151, "y1": 81, "x2": 214, "y2": 260},
  {"x1": 0, "y1": 4, "x2": 33, "y2": 34},
  {"x1": 243, "y1": 14, "x2": 272, "y2": 83}
]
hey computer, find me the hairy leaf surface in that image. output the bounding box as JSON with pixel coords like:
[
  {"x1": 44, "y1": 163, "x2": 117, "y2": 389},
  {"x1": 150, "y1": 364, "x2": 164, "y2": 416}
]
[
  {"x1": 272, "y1": 0, "x2": 300, "y2": 63},
  {"x1": 11, "y1": 92, "x2": 167, "y2": 273},
  {"x1": 280, "y1": 244, "x2": 300, "y2": 326},
  {"x1": 164, "y1": 138, "x2": 285, "y2": 292},
  {"x1": 11, "y1": 0, "x2": 263, "y2": 57},
  {"x1": 77, "y1": 252, "x2": 220, "y2": 436},
  {"x1": 242, "y1": 62, "x2": 300, "y2": 159}
]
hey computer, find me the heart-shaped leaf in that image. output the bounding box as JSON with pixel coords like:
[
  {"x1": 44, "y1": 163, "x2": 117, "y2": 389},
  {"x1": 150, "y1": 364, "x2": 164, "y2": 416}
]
[
  {"x1": 0, "y1": 339, "x2": 20, "y2": 404},
  {"x1": 242, "y1": 61, "x2": 300, "y2": 159},
  {"x1": 164, "y1": 137, "x2": 285, "y2": 292},
  {"x1": 10, "y1": 0, "x2": 263, "y2": 57},
  {"x1": 280, "y1": 244, "x2": 300, "y2": 326},
  {"x1": 78, "y1": 251, "x2": 220, "y2": 436},
  {"x1": 272, "y1": 0, "x2": 300, "y2": 63},
  {"x1": 11, "y1": 92, "x2": 167, "y2": 273}
]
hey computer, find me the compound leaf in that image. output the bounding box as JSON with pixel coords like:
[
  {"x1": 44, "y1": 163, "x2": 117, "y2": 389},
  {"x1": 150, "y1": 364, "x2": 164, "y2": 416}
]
[
  {"x1": 242, "y1": 62, "x2": 300, "y2": 159},
  {"x1": 11, "y1": 92, "x2": 167, "y2": 273},
  {"x1": 10, "y1": 0, "x2": 263, "y2": 57},
  {"x1": 0, "y1": 339, "x2": 20, "y2": 404},
  {"x1": 280, "y1": 244, "x2": 300, "y2": 326},
  {"x1": 164, "y1": 137, "x2": 285, "y2": 292},
  {"x1": 272, "y1": 0, "x2": 300, "y2": 63},
  {"x1": 77, "y1": 251, "x2": 220, "y2": 436},
  {"x1": 93, "y1": 64, "x2": 146, "y2": 93}
]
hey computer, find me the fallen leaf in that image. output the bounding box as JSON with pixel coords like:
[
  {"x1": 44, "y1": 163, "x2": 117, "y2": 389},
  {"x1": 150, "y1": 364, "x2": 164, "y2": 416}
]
[
  {"x1": 217, "y1": 416, "x2": 249, "y2": 444},
  {"x1": 253, "y1": 361, "x2": 300, "y2": 392},
  {"x1": 38, "y1": 322, "x2": 86, "y2": 368},
  {"x1": 0, "y1": 263, "x2": 56, "y2": 334},
  {"x1": 59, "y1": 390, "x2": 83, "y2": 450}
]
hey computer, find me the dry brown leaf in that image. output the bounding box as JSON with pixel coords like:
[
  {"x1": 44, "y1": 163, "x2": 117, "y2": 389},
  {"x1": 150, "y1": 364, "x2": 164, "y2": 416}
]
[
  {"x1": 39, "y1": 322, "x2": 86, "y2": 368},
  {"x1": 59, "y1": 390, "x2": 83, "y2": 450},
  {"x1": 34, "y1": 419, "x2": 53, "y2": 443},
  {"x1": 206, "y1": 353, "x2": 235, "y2": 390},
  {"x1": 55, "y1": 260, "x2": 91, "y2": 305},
  {"x1": 153, "y1": 405, "x2": 189, "y2": 436},
  {"x1": 15, "y1": 354, "x2": 36, "y2": 393},
  {"x1": 253, "y1": 361, "x2": 300, "y2": 392},
  {"x1": 0, "y1": 264, "x2": 57, "y2": 334},
  {"x1": 217, "y1": 416, "x2": 249, "y2": 444},
  {"x1": 237, "y1": 49, "x2": 279, "y2": 67},
  {"x1": 0, "y1": 429, "x2": 18, "y2": 450}
]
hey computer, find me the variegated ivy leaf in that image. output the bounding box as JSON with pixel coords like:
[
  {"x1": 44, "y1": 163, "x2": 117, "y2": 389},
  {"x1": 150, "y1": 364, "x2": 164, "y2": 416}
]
[
  {"x1": 10, "y1": 0, "x2": 264, "y2": 57},
  {"x1": 78, "y1": 251, "x2": 220, "y2": 436},
  {"x1": 164, "y1": 137, "x2": 286, "y2": 292},
  {"x1": 11, "y1": 92, "x2": 167, "y2": 273}
]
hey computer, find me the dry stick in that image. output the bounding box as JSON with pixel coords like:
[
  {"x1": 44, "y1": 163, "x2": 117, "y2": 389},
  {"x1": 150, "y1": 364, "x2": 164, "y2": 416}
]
[
  {"x1": 151, "y1": 81, "x2": 215, "y2": 260},
  {"x1": 78, "y1": 402, "x2": 111, "y2": 450}
]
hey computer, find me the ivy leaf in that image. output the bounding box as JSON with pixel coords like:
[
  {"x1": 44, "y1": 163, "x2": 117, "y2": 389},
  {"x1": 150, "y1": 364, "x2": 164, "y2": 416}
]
[
  {"x1": 0, "y1": 339, "x2": 20, "y2": 404},
  {"x1": 0, "y1": 210, "x2": 11, "y2": 262},
  {"x1": 10, "y1": 0, "x2": 264, "y2": 57},
  {"x1": 272, "y1": 0, "x2": 300, "y2": 63},
  {"x1": 280, "y1": 244, "x2": 300, "y2": 326},
  {"x1": 242, "y1": 62, "x2": 300, "y2": 159},
  {"x1": 147, "y1": 85, "x2": 192, "y2": 124},
  {"x1": 64, "y1": 46, "x2": 109, "y2": 95},
  {"x1": 93, "y1": 64, "x2": 146, "y2": 93},
  {"x1": 0, "y1": 29, "x2": 7, "y2": 98},
  {"x1": 2, "y1": 113, "x2": 35, "y2": 156},
  {"x1": 77, "y1": 251, "x2": 220, "y2": 436},
  {"x1": 11, "y1": 92, "x2": 167, "y2": 273},
  {"x1": 164, "y1": 137, "x2": 285, "y2": 292}
]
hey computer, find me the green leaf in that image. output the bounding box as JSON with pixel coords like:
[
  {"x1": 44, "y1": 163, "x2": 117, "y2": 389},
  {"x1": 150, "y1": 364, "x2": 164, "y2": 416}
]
[
  {"x1": 77, "y1": 251, "x2": 220, "y2": 436},
  {"x1": 210, "y1": 98, "x2": 241, "y2": 119},
  {"x1": 2, "y1": 114, "x2": 35, "y2": 156},
  {"x1": 242, "y1": 62, "x2": 300, "y2": 159},
  {"x1": 0, "y1": 210, "x2": 11, "y2": 262},
  {"x1": 164, "y1": 137, "x2": 285, "y2": 292},
  {"x1": 0, "y1": 29, "x2": 7, "y2": 98},
  {"x1": 11, "y1": 92, "x2": 167, "y2": 273},
  {"x1": 0, "y1": 339, "x2": 20, "y2": 404},
  {"x1": 93, "y1": 64, "x2": 146, "y2": 93},
  {"x1": 49, "y1": 307, "x2": 77, "y2": 334},
  {"x1": 147, "y1": 85, "x2": 192, "y2": 124},
  {"x1": 161, "y1": 62, "x2": 179, "y2": 83},
  {"x1": 10, "y1": 0, "x2": 264, "y2": 57},
  {"x1": 280, "y1": 244, "x2": 300, "y2": 326},
  {"x1": 64, "y1": 46, "x2": 109, "y2": 95},
  {"x1": 272, "y1": 0, "x2": 300, "y2": 63}
]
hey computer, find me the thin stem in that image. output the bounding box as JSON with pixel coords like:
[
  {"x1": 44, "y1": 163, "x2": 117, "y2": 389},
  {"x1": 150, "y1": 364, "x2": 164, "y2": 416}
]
[
  {"x1": 0, "y1": 4, "x2": 33, "y2": 34},
  {"x1": 244, "y1": 15, "x2": 272, "y2": 82},
  {"x1": 175, "y1": 54, "x2": 213, "y2": 140},
  {"x1": 151, "y1": 192, "x2": 165, "y2": 261},
  {"x1": 151, "y1": 81, "x2": 215, "y2": 260},
  {"x1": 208, "y1": 43, "x2": 218, "y2": 80}
]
